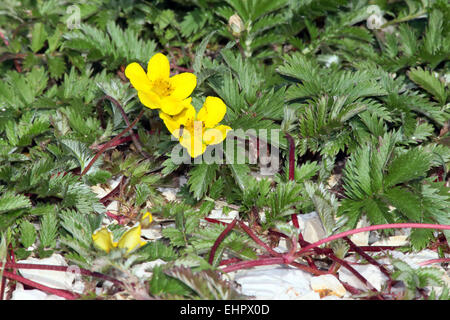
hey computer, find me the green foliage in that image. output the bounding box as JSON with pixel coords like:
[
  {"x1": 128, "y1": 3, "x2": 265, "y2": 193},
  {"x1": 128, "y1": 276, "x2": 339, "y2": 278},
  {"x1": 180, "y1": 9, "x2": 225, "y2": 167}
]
[
  {"x1": 164, "y1": 266, "x2": 243, "y2": 299},
  {"x1": 392, "y1": 259, "x2": 448, "y2": 300},
  {"x1": 338, "y1": 133, "x2": 449, "y2": 249},
  {"x1": 64, "y1": 21, "x2": 157, "y2": 69},
  {"x1": 19, "y1": 220, "x2": 37, "y2": 248}
]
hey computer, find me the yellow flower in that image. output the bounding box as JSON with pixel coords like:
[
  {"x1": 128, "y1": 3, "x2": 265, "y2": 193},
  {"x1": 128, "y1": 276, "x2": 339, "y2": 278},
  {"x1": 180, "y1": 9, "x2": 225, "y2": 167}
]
[
  {"x1": 140, "y1": 211, "x2": 153, "y2": 228},
  {"x1": 160, "y1": 96, "x2": 232, "y2": 158},
  {"x1": 92, "y1": 224, "x2": 147, "y2": 255},
  {"x1": 91, "y1": 227, "x2": 115, "y2": 254},
  {"x1": 125, "y1": 53, "x2": 197, "y2": 116}
]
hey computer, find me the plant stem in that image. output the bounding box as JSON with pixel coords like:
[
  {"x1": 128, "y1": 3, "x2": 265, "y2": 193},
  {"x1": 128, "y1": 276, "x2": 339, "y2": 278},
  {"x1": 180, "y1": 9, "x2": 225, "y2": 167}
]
[
  {"x1": 1, "y1": 262, "x2": 123, "y2": 287},
  {"x1": 96, "y1": 95, "x2": 151, "y2": 159},
  {"x1": 295, "y1": 223, "x2": 450, "y2": 258},
  {"x1": 2, "y1": 270, "x2": 79, "y2": 300},
  {"x1": 238, "y1": 220, "x2": 281, "y2": 257},
  {"x1": 418, "y1": 258, "x2": 450, "y2": 266},
  {"x1": 209, "y1": 218, "x2": 238, "y2": 265},
  {"x1": 343, "y1": 236, "x2": 392, "y2": 280},
  {"x1": 221, "y1": 257, "x2": 285, "y2": 273},
  {"x1": 81, "y1": 109, "x2": 145, "y2": 176}
]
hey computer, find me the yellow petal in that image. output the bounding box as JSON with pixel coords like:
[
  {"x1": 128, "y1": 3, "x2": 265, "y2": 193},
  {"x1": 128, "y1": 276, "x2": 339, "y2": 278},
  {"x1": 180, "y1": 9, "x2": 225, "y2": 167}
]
[
  {"x1": 197, "y1": 96, "x2": 227, "y2": 128},
  {"x1": 92, "y1": 227, "x2": 115, "y2": 253},
  {"x1": 179, "y1": 126, "x2": 206, "y2": 158},
  {"x1": 160, "y1": 104, "x2": 196, "y2": 138},
  {"x1": 140, "y1": 212, "x2": 153, "y2": 228},
  {"x1": 117, "y1": 223, "x2": 145, "y2": 254},
  {"x1": 203, "y1": 125, "x2": 232, "y2": 145},
  {"x1": 169, "y1": 72, "x2": 197, "y2": 100},
  {"x1": 125, "y1": 62, "x2": 152, "y2": 92},
  {"x1": 138, "y1": 90, "x2": 161, "y2": 109},
  {"x1": 159, "y1": 96, "x2": 188, "y2": 116},
  {"x1": 147, "y1": 53, "x2": 170, "y2": 82}
]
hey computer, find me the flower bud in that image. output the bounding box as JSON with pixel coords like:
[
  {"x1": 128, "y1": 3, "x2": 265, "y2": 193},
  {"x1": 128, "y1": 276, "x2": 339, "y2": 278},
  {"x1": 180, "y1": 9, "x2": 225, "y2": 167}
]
[
  {"x1": 228, "y1": 14, "x2": 245, "y2": 37},
  {"x1": 140, "y1": 211, "x2": 153, "y2": 228}
]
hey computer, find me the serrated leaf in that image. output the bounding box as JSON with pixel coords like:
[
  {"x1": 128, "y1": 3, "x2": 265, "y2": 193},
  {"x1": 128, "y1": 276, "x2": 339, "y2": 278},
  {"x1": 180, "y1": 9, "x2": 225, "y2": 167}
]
[
  {"x1": 39, "y1": 210, "x2": 58, "y2": 248},
  {"x1": 409, "y1": 228, "x2": 434, "y2": 251},
  {"x1": 0, "y1": 192, "x2": 31, "y2": 215},
  {"x1": 385, "y1": 148, "x2": 431, "y2": 187},
  {"x1": 188, "y1": 163, "x2": 218, "y2": 200},
  {"x1": 408, "y1": 68, "x2": 447, "y2": 105},
  {"x1": 20, "y1": 220, "x2": 37, "y2": 248},
  {"x1": 165, "y1": 266, "x2": 243, "y2": 300},
  {"x1": 47, "y1": 55, "x2": 66, "y2": 79},
  {"x1": 30, "y1": 23, "x2": 47, "y2": 53},
  {"x1": 149, "y1": 266, "x2": 192, "y2": 297},
  {"x1": 384, "y1": 186, "x2": 421, "y2": 221}
]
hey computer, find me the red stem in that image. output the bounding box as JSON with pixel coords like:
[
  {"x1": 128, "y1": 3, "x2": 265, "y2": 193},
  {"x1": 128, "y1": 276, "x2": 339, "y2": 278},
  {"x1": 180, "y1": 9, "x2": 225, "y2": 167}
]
[
  {"x1": 1, "y1": 262, "x2": 123, "y2": 287},
  {"x1": 285, "y1": 133, "x2": 301, "y2": 231},
  {"x1": 209, "y1": 218, "x2": 238, "y2": 265},
  {"x1": 238, "y1": 221, "x2": 281, "y2": 257},
  {"x1": 91, "y1": 135, "x2": 134, "y2": 151},
  {"x1": 2, "y1": 270, "x2": 79, "y2": 300},
  {"x1": 343, "y1": 236, "x2": 392, "y2": 281},
  {"x1": 80, "y1": 109, "x2": 144, "y2": 176},
  {"x1": 96, "y1": 95, "x2": 151, "y2": 159},
  {"x1": 204, "y1": 217, "x2": 229, "y2": 226},
  {"x1": 295, "y1": 223, "x2": 450, "y2": 258},
  {"x1": 288, "y1": 261, "x2": 326, "y2": 275},
  {"x1": 418, "y1": 258, "x2": 450, "y2": 266},
  {"x1": 221, "y1": 257, "x2": 285, "y2": 273},
  {"x1": 285, "y1": 133, "x2": 295, "y2": 181},
  {"x1": 327, "y1": 253, "x2": 379, "y2": 293}
]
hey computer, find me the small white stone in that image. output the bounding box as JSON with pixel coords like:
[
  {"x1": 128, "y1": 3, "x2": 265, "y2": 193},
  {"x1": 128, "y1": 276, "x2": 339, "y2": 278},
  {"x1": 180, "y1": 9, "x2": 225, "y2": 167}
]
[
  {"x1": 105, "y1": 200, "x2": 119, "y2": 213},
  {"x1": 157, "y1": 187, "x2": 179, "y2": 202},
  {"x1": 17, "y1": 254, "x2": 84, "y2": 293},
  {"x1": 233, "y1": 266, "x2": 314, "y2": 299},
  {"x1": 371, "y1": 235, "x2": 409, "y2": 246},
  {"x1": 338, "y1": 263, "x2": 388, "y2": 291},
  {"x1": 11, "y1": 284, "x2": 65, "y2": 300},
  {"x1": 178, "y1": 175, "x2": 188, "y2": 187},
  {"x1": 350, "y1": 215, "x2": 370, "y2": 246},
  {"x1": 310, "y1": 274, "x2": 347, "y2": 298},
  {"x1": 140, "y1": 225, "x2": 163, "y2": 240},
  {"x1": 207, "y1": 209, "x2": 239, "y2": 223},
  {"x1": 296, "y1": 212, "x2": 326, "y2": 243},
  {"x1": 132, "y1": 259, "x2": 166, "y2": 279},
  {"x1": 386, "y1": 249, "x2": 445, "y2": 270}
]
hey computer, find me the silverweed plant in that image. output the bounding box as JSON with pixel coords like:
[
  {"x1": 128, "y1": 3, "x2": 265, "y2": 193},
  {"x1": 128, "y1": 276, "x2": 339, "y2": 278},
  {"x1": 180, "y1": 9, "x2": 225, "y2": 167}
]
[{"x1": 0, "y1": 0, "x2": 449, "y2": 301}]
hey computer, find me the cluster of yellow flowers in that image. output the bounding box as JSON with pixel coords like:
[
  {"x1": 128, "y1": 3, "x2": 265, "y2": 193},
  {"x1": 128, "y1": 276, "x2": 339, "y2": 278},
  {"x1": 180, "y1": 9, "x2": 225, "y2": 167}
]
[
  {"x1": 125, "y1": 53, "x2": 232, "y2": 158},
  {"x1": 92, "y1": 54, "x2": 231, "y2": 254},
  {"x1": 92, "y1": 212, "x2": 152, "y2": 254}
]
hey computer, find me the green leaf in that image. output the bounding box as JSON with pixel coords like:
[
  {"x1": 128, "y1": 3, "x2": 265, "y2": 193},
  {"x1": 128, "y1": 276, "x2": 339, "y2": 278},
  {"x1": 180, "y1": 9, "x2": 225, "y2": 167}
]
[
  {"x1": 409, "y1": 228, "x2": 434, "y2": 251},
  {"x1": 364, "y1": 197, "x2": 389, "y2": 225},
  {"x1": 30, "y1": 23, "x2": 48, "y2": 53},
  {"x1": 227, "y1": 163, "x2": 251, "y2": 192},
  {"x1": 20, "y1": 220, "x2": 37, "y2": 248},
  {"x1": 165, "y1": 266, "x2": 243, "y2": 299},
  {"x1": 139, "y1": 241, "x2": 177, "y2": 262},
  {"x1": 193, "y1": 31, "x2": 216, "y2": 74},
  {"x1": 408, "y1": 67, "x2": 447, "y2": 105},
  {"x1": 47, "y1": 55, "x2": 66, "y2": 79},
  {"x1": 39, "y1": 211, "x2": 58, "y2": 248},
  {"x1": 188, "y1": 163, "x2": 218, "y2": 200},
  {"x1": 0, "y1": 191, "x2": 31, "y2": 215},
  {"x1": 385, "y1": 148, "x2": 431, "y2": 188},
  {"x1": 384, "y1": 187, "x2": 421, "y2": 221},
  {"x1": 149, "y1": 266, "x2": 192, "y2": 297}
]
